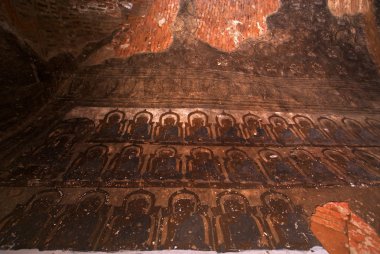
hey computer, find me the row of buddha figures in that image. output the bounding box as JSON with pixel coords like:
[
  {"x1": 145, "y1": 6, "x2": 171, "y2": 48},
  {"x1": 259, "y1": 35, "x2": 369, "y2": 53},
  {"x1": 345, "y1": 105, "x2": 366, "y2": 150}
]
[
  {"x1": 81, "y1": 109, "x2": 380, "y2": 145},
  {"x1": 59, "y1": 109, "x2": 380, "y2": 146},
  {"x1": 3, "y1": 142, "x2": 379, "y2": 187},
  {"x1": 0, "y1": 189, "x2": 320, "y2": 251}
]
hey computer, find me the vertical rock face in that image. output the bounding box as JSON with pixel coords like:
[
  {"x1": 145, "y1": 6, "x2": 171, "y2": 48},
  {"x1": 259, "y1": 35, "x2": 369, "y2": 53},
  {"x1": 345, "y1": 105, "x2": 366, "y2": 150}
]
[
  {"x1": 311, "y1": 202, "x2": 380, "y2": 254},
  {"x1": 0, "y1": 0, "x2": 122, "y2": 59},
  {"x1": 0, "y1": 28, "x2": 49, "y2": 136}
]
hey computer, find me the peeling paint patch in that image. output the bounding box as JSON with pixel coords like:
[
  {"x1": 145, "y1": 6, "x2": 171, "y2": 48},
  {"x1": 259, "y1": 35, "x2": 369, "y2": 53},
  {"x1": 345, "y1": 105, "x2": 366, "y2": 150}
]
[
  {"x1": 311, "y1": 202, "x2": 380, "y2": 254},
  {"x1": 158, "y1": 17, "x2": 167, "y2": 27}
]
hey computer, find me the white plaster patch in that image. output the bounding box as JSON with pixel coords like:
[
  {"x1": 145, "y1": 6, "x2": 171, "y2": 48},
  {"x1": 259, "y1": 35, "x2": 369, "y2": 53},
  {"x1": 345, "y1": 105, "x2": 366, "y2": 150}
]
[
  {"x1": 158, "y1": 18, "x2": 167, "y2": 27},
  {"x1": 257, "y1": 21, "x2": 264, "y2": 36},
  {"x1": 74, "y1": 0, "x2": 117, "y2": 13},
  {"x1": 119, "y1": 1, "x2": 134, "y2": 10},
  {"x1": 226, "y1": 20, "x2": 243, "y2": 46}
]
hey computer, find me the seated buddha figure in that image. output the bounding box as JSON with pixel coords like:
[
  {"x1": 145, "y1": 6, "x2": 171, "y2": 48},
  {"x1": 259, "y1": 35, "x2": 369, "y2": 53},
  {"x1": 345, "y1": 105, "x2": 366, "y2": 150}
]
[
  {"x1": 269, "y1": 115, "x2": 302, "y2": 145},
  {"x1": 155, "y1": 112, "x2": 182, "y2": 143},
  {"x1": 185, "y1": 111, "x2": 212, "y2": 143}
]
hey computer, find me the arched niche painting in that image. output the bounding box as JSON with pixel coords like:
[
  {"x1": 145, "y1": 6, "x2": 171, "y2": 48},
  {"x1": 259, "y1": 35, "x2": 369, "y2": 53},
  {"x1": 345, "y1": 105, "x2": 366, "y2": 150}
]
[
  {"x1": 102, "y1": 145, "x2": 144, "y2": 182},
  {"x1": 186, "y1": 147, "x2": 225, "y2": 182},
  {"x1": 125, "y1": 110, "x2": 154, "y2": 141},
  {"x1": 242, "y1": 113, "x2": 276, "y2": 145},
  {"x1": 159, "y1": 189, "x2": 212, "y2": 250},
  {"x1": 49, "y1": 118, "x2": 95, "y2": 142},
  {"x1": 215, "y1": 112, "x2": 244, "y2": 144},
  {"x1": 185, "y1": 110, "x2": 213, "y2": 143},
  {"x1": 289, "y1": 149, "x2": 341, "y2": 185},
  {"x1": 293, "y1": 115, "x2": 331, "y2": 145},
  {"x1": 143, "y1": 146, "x2": 182, "y2": 182},
  {"x1": 224, "y1": 148, "x2": 266, "y2": 184},
  {"x1": 268, "y1": 115, "x2": 302, "y2": 145},
  {"x1": 323, "y1": 149, "x2": 379, "y2": 183},
  {"x1": 259, "y1": 149, "x2": 304, "y2": 185},
  {"x1": 318, "y1": 117, "x2": 352, "y2": 144},
  {"x1": 154, "y1": 111, "x2": 183, "y2": 143},
  {"x1": 0, "y1": 190, "x2": 63, "y2": 250},
  {"x1": 92, "y1": 109, "x2": 127, "y2": 141},
  {"x1": 45, "y1": 190, "x2": 110, "y2": 251},
  {"x1": 101, "y1": 190, "x2": 159, "y2": 251},
  {"x1": 352, "y1": 149, "x2": 380, "y2": 176},
  {"x1": 213, "y1": 191, "x2": 268, "y2": 251},
  {"x1": 342, "y1": 118, "x2": 377, "y2": 144},
  {"x1": 64, "y1": 145, "x2": 108, "y2": 183},
  {"x1": 8, "y1": 133, "x2": 75, "y2": 183},
  {"x1": 261, "y1": 191, "x2": 319, "y2": 249},
  {"x1": 365, "y1": 118, "x2": 380, "y2": 137}
]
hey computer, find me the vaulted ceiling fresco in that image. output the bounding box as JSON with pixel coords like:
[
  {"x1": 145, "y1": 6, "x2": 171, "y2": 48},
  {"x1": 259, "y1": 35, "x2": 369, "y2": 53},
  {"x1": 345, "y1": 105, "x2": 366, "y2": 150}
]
[{"x1": 0, "y1": 0, "x2": 379, "y2": 253}]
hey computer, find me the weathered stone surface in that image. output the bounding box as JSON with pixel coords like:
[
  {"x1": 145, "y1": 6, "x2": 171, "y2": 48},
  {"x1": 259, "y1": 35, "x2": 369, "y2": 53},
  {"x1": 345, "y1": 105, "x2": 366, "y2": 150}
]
[{"x1": 0, "y1": 0, "x2": 122, "y2": 59}]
